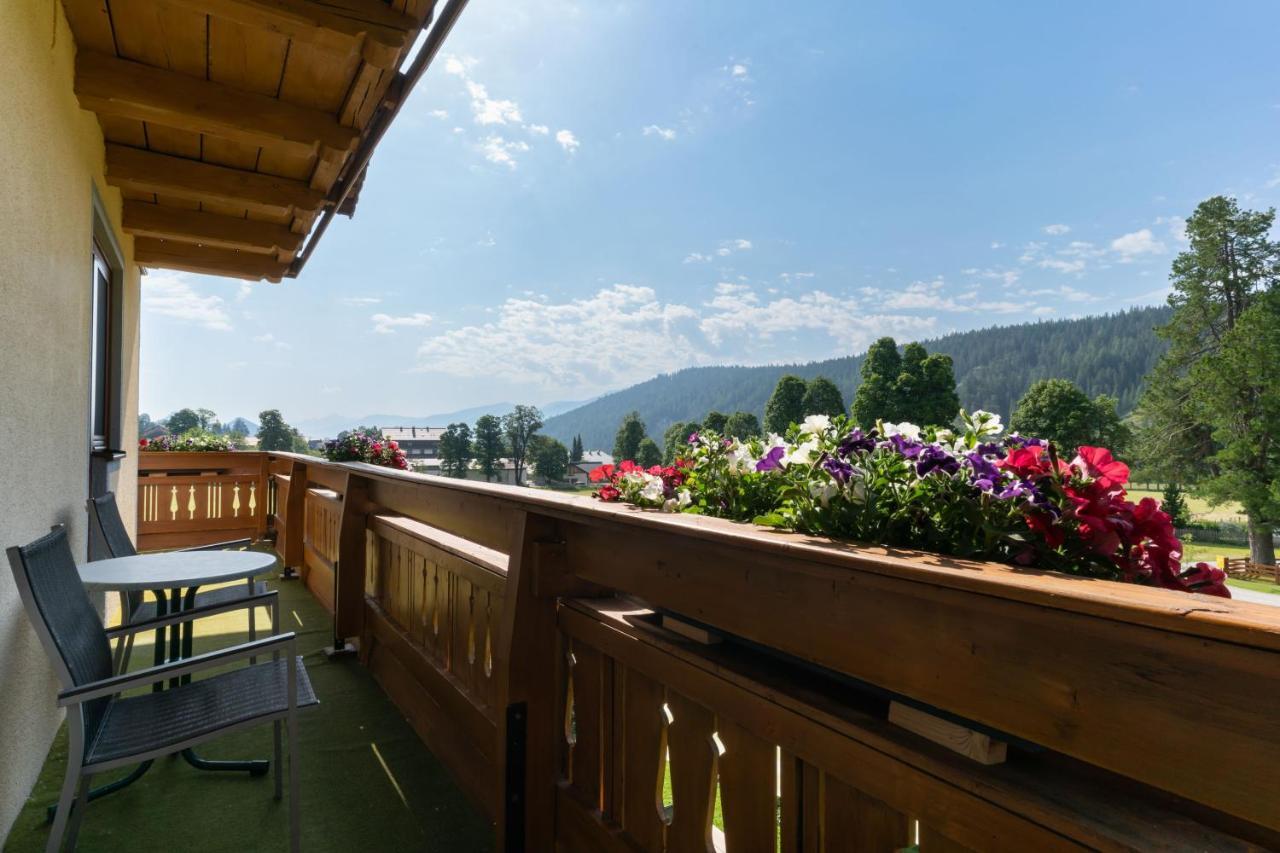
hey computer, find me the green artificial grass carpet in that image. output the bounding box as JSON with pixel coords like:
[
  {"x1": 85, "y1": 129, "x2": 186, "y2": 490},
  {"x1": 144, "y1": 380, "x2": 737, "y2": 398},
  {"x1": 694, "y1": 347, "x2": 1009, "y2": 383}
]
[{"x1": 3, "y1": 554, "x2": 493, "y2": 853}]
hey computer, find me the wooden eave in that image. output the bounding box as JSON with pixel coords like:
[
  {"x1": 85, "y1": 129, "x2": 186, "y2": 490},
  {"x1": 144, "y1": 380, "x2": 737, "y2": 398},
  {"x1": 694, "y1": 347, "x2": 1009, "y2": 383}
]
[{"x1": 62, "y1": 0, "x2": 439, "y2": 282}]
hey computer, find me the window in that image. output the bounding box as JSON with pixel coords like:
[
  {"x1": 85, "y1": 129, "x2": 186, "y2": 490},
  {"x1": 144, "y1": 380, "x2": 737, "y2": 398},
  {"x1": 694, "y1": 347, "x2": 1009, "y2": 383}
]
[{"x1": 90, "y1": 240, "x2": 112, "y2": 451}]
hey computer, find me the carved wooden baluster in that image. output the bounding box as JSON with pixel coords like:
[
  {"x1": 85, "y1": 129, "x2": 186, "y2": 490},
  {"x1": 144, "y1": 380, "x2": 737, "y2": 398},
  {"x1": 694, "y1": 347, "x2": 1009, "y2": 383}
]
[
  {"x1": 667, "y1": 691, "x2": 718, "y2": 853},
  {"x1": 620, "y1": 668, "x2": 667, "y2": 852},
  {"x1": 718, "y1": 720, "x2": 777, "y2": 853},
  {"x1": 248, "y1": 482, "x2": 257, "y2": 516},
  {"x1": 568, "y1": 643, "x2": 605, "y2": 811},
  {"x1": 232, "y1": 483, "x2": 242, "y2": 518},
  {"x1": 187, "y1": 484, "x2": 197, "y2": 520},
  {"x1": 823, "y1": 774, "x2": 910, "y2": 851},
  {"x1": 169, "y1": 485, "x2": 178, "y2": 520}
]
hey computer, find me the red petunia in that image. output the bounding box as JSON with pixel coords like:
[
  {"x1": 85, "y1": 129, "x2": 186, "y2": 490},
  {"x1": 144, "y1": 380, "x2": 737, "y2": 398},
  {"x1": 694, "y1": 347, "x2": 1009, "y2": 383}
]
[
  {"x1": 997, "y1": 445, "x2": 1069, "y2": 481},
  {"x1": 596, "y1": 485, "x2": 620, "y2": 502},
  {"x1": 589, "y1": 464, "x2": 614, "y2": 483},
  {"x1": 1071, "y1": 446, "x2": 1130, "y2": 491}
]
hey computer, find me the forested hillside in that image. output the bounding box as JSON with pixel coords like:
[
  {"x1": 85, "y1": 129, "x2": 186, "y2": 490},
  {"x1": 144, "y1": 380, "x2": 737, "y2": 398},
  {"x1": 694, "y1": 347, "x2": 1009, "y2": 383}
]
[{"x1": 545, "y1": 306, "x2": 1171, "y2": 450}]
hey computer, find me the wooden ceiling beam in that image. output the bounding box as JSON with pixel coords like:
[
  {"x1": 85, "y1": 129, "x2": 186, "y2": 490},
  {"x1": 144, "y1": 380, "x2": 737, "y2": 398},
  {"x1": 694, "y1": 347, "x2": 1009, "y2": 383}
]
[
  {"x1": 123, "y1": 200, "x2": 304, "y2": 255},
  {"x1": 77, "y1": 52, "x2": 359, "y2": 160},
  {"x1": 157, "y1": 0, "x2": 417, "y2": 69},
  {"x1": 106, "y1": 144, "x2": 326, "y2": 218},
  {"x1": 135, "y1": 238, "x2": 290, "y2": 282}
]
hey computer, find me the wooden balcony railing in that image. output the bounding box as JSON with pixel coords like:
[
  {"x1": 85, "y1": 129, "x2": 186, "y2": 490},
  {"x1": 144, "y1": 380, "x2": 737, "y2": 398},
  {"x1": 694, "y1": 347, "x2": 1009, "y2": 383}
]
[
  {"x1": 138, "y1": 450, "x2": 1280, "y2": 851},
  {"x1": 136, "y1": 451, "x2": 269, "y2": 551}
]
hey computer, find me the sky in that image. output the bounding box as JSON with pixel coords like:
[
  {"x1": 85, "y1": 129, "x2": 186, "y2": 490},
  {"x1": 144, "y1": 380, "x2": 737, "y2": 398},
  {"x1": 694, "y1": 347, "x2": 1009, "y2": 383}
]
[{"x1": 140, "y1": 0, "x2": 1280, "y2": 427}]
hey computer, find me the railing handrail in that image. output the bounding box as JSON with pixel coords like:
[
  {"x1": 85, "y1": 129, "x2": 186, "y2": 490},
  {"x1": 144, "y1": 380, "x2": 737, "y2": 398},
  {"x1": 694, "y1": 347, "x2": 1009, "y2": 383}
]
[{"x1": 252, "y1": 451, "x2": 1280, "y2": 648}]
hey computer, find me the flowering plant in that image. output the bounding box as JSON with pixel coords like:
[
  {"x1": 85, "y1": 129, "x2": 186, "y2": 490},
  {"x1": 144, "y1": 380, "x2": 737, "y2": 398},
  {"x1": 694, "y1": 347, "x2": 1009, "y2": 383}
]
[
  {"x1": 594, "y1": 411, "x2": 1229, "y2": 597},
  {"x1": 140, "y1": 433, "x2": 236, "y2": 452},
  {"x1": 323, "y1": 432, "x2": 409, "y2": 470}
]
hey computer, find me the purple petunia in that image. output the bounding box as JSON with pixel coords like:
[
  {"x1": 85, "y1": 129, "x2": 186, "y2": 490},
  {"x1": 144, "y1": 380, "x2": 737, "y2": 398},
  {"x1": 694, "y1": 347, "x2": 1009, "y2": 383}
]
[
  {"x1": 966, "y1": 452, "x2": 1002, "y2": 492},
  {"x1": 822, "y1": 456, "x2": 856, "y2": 484},
  {"x1": 755, "y1": 445, "x2": 786, "y2": 472},
  {"x1": 837, "y1": 428, "x2": 877, "y2": 457},
  {"x1": 885, "y1": 434, "x2": 924, "y2": 459},
  {"x1": 916, "y1": 445, "x2": 960, "y2": 477}
]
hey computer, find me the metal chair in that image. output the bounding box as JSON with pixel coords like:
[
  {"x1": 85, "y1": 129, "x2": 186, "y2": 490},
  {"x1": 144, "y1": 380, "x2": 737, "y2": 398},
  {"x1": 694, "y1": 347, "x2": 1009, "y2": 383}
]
[
  {"x1": 7, "y1": 526, "x2": 316, "y2": 853},
  {"x1": 87, "y1": 491, "x2": 273, "y2": 673}
]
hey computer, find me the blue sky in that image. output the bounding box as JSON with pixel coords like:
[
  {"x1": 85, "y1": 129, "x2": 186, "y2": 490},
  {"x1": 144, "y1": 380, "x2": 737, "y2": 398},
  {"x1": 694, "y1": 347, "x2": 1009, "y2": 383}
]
[{"x1": 140, "y1": 0, "x2": 1280, "y2": 427}]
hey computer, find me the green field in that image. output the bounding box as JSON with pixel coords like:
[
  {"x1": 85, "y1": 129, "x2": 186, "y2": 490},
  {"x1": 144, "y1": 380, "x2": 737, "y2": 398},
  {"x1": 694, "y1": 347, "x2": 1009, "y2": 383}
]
[{"x1": 1126, "y1": 488, "x2": 1247, "y2": 524}]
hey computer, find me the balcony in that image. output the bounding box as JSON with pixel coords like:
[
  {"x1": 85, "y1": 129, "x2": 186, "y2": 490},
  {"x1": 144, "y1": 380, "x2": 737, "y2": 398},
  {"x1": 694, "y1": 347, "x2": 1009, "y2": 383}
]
[{"x1": 16, "y1": 449, "x2": 1278, "y2": 851}]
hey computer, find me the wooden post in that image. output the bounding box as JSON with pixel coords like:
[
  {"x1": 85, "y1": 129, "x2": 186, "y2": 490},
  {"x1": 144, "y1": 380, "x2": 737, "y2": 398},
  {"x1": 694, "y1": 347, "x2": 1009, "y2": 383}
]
[
  {"x1": 495, "y1": 511, "x2": 563, "y2": 852},
  {"x1": 281, "y1": 458, "x2": 308, "y2": 580},
  {"x1": 327, "y1": 471, "x2": 370, "y2": 657}
]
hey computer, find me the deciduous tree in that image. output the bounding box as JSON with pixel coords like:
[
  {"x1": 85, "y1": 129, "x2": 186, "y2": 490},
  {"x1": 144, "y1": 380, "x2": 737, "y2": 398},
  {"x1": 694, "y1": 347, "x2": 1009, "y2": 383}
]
[
  {"x1": 1010, "y1": 379, "x2": 1131, "y2": 455},
  {"x1": 503, "y1": 405, "x2": 544, "y2": 486},
  {"x1": 801, "y1": 376, "x2": 845, "y2": 419},
  {"x1": 439, "y1": 422, "x2": 474, "y2": 478},
  {"x1": 724, "y1": 411, "x2": 762, "y2": 440},
  {"x1": 851, "y1": 337, "x2": 902, "y2": 428},
  {"x1": 662, "y1": 421, "x2": 698, "y2": 463},
  {"x1": 530, "y1": 435, "x2": 570, "y2": 483},
  {"x1": 613, "y1": 411, "x2": 646, "y2": 463},
  {"x1": 256, "y1": 409, "x2": 296, "y2": 451},
  {"x1": 637, "y1": 437, "x2": 662, "y2": 467},
  {"x1": 473, "y1": 414, "x2": 506, "y2": 482}
]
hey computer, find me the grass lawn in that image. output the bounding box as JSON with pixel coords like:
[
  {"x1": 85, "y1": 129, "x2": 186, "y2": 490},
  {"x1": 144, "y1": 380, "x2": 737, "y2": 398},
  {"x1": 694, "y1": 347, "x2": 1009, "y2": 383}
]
[
  {"x1": 1127, "y1": 488, "x2": 1247, "y2": 525},
  {"x1": 1228, "y1": 577, "x2": 1280, "y2": 595},
  {"x1": 1181, "y1": 540, "x2": 1250, "y2": 564}
]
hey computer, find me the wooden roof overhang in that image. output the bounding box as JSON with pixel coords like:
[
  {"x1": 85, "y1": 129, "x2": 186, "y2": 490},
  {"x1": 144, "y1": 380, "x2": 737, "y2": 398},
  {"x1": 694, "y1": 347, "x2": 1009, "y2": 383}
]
[{"x1": 62, "y1": 0, "x2": 467, "y2": 282}]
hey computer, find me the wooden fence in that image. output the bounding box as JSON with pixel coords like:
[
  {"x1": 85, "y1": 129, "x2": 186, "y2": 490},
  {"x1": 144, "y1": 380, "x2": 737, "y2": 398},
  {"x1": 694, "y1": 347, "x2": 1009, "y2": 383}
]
[
  {"x1": 140, "y1": 451, "x2": 1280, "y2": 851},
  {"x1": 136, "y1": 451, "x2": 269, "y2": 551}
]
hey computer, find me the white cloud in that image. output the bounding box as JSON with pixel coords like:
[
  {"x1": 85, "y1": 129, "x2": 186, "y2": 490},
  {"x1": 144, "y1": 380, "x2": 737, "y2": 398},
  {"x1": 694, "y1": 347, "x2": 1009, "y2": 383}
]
[
  {"x1": 732, "y1": 238, "x2": 752, "y2": 250},
  {"x1": 643, "y1": 124, "x2": 677, "y2": 141},
  {"x1": 412, "y1": 284, "x2": 933, "y2": 393},
  {"x1": 429, "y1": 109, "x2": 449, "y2": 120},
  {"x1": 1111, "y1": 228, "x2": 1166, "y2": 260},
  {"x1": 466, "y1": 80, "x2": 522, "y2": 125},
  {"x1": 372, "y1": 312, "x2": 433, "y2": 334},
  {"x1": 555, "y1": 129, "x2": 580, "y2": 153},
  {"x1": 1156, "y1": 215, "x2": 1188, "y2": 244},
  {"x1": 253, "y1": 332, "x2": 291, "y2": 350},
  {"x1": 339, "y1": 296, "x2": 381, "y2": 306},
  {"x1": 443, "y1": 55, "x2": 476, "y2": 76},
  {"x1": 871, "y1": 280, "x2": 1024, "y2": 314},
  {"x1": 683, "y1": 252, "x2": 712, "y2": 263},
  {"x1": 731, "y1": 63, "x2": 749, "y2": 78},
  {"x1": 482, "y1": 135, "x2": 529, "y2": 169},
  {"x1": 1043, "y1": 224, "x2": 1071, "y2": 236},
  {"x1": 527, "y1": 124, "x2": 549, "y2": 135},
  {"x1": 142, "y1": 271, "x2": 232, "y2": 331},
  {"x1": 1038, "y1": 257, "x2": 1086, "y2": 274},
  {"x1": 990, "y1": 241, "x2": 1004, "y2": 249}
]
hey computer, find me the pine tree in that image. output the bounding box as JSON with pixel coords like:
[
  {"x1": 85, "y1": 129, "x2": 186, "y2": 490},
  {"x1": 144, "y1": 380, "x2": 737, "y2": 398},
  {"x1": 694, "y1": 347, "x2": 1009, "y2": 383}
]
[
  {"x1": 662, "y1": 421, "x2": 698, "y2": 463},
  {"x1": 1161, "y1": 483, "x2": 1191, "y2": 529},
  {"x1": 851, "y1": 337, "x2": 902, "y2": 428},
  {"x1": 801, "y1": 376, "x2": 845, "y2": 419},
  {"x1": 724, "y1": 411, "x2": 762, "y2": 440},
  {"x1": 613, "y1": 411, "x2": 646, "y2": 462},
  {"x1": 570, "y1": 434, "x2": 583, "y2": 462},
  {"x1": 637, "y1": 437, "x2": 662, "y2": 467},
  {"x1": 765, "y1": 375, "x2": 807, "y2": 433},
  {"x1": 916, "y1": 353, "x2": 960, "y2": 427}
]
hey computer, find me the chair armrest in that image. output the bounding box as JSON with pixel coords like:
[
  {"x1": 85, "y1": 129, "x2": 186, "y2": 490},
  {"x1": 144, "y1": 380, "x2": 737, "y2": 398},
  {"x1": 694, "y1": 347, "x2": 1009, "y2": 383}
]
[
  {"x1": 59, "y1": 632, "x2": 296, "y2": 706},
  {"x1": 105, "y1": 589, "x2": 278, "y2": 640},
  {"x1": 179, "y1": 537, "x2": 253, "y2": 552}
]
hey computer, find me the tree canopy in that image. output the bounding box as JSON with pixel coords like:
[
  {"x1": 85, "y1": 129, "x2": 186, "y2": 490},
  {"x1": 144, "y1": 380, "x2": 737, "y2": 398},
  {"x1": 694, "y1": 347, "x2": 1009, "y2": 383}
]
[
  {"x1": 764, "y1": 375, "x2": 807, "y2": 434},
  {"x1": 613, "y1": 411, "x2": 647, "y2": 462},
  {"x1": 1137, "y1": 196, "x2": 1280, "y2": 563},
  {"x1": 570, "y1": 434, "x2": 583, "y2": 462},
  {"x1": 662, "y1": 420, "x2": 699, "y2": 463},
  {"x1": 851, "y1": 338, "x2": 959, "y2": 428},
  {"x1": 801, "y1": 376, "x2": 845, "y2": 419},
  {"x1": 256, "y1": 409, "x2": 296, "y2": 451},
  {"x1": 503, "y1": 405, "x2": 543, "y2": 486},
  {"x1": 637, "y1": 437, "x2": 662, "y2": 467},
  {"x1": 439, "y1": 422, "x2": 473, "y2": 478},
  {"x1": 724, "y1": 411, "x2": 762, "y2": 440},
  {"x1": 1009, "y1": 379, "x2": 1131, "y2": 456},
  {"x1": 530, "y1": 435, "x2": 569, "y2": 482},
  {"x1": 472, "y1": 414, "x2": 506, "y2": 482}
]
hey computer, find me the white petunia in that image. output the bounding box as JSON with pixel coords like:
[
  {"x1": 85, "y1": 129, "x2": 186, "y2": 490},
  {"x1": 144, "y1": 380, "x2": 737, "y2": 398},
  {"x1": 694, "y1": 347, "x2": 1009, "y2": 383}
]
[
  {"x1": 970, "y1": 410, "x2": 1003, "y2": 437},
  {"x1": 809, "y1": 480, "x2": 838, "y2": 507},
  {"x1": 785, "y1": 438, "x2": 820, "y2": 466},
  {"x1": 640, "y1": 474, "x2": 665, "y2": 503},
  {"x1": 726, "y1": 442, "x2": 757, "y2": 474},
  {"x1": 882, "y1": 422, "x2": 922, "y2": 441},
  {"x1": 800, "y1": 414, "x2": 831, "y2": 436}
]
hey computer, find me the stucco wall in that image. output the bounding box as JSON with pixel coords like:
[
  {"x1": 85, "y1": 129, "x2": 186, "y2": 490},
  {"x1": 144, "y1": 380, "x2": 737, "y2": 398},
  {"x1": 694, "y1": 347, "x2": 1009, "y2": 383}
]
[{"x1": 0, "y1": 0, "x2": 139, "y2": 839}]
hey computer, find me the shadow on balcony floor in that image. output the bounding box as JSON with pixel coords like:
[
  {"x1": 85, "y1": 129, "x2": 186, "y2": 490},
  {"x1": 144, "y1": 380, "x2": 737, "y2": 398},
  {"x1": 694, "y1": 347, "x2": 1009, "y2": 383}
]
[{"x1": 3, "y1": 557, "x2": 494, "y2": 853}]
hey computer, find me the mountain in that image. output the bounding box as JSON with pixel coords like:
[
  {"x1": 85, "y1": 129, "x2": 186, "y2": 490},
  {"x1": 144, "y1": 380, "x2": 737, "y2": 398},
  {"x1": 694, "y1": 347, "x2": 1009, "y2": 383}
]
[
  {"x1": 543, "y1": 307, "x2": 1173, "y2": 451},
  {"x1": 293, "y1": 398, "x2": 593, "y2": 439}
]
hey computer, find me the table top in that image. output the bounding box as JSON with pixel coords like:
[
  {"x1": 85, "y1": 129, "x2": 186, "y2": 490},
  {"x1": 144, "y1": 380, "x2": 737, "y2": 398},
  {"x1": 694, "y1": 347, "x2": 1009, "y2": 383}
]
[{"x1": 78, "y1": 550, "x2": 276, "y2": 591}]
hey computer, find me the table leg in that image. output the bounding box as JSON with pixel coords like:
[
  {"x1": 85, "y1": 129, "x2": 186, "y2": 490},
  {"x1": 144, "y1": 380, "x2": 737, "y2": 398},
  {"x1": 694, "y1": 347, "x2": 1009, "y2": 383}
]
[{"x1": 177, "y1": 583, "x2": 269, "y2": 777}]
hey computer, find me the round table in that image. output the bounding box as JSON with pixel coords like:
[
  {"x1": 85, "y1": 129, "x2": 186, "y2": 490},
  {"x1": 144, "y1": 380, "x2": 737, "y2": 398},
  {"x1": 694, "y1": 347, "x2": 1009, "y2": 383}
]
[
  {"x1": 61, "y1": 549, "x2": 278, "y2": 818},
  {"x1": 79, "y1": 549, "x2": 275, "y2": 591}
]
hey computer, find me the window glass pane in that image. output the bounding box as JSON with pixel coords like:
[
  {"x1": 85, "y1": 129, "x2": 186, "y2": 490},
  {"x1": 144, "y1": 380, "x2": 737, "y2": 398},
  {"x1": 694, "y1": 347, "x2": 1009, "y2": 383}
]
[{"x1": 91, "y1": 247, "x2": 110, "y2": 446}]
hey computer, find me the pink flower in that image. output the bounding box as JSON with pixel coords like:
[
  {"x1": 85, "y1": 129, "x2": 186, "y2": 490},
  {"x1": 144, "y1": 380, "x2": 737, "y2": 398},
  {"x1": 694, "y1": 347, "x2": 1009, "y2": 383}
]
[{"x1": 1071, "y1": 446, "x2": 1129, "y2": 491}]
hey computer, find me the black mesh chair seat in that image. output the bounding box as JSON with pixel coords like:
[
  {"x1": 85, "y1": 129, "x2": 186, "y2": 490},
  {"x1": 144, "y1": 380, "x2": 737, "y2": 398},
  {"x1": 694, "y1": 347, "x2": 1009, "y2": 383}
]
[
  {"x1": 130, "y1": 580, "x2": 270, "y2": 622},
  {"x1": 87, "y1": 657, "x2": 317, "y2": 767}
]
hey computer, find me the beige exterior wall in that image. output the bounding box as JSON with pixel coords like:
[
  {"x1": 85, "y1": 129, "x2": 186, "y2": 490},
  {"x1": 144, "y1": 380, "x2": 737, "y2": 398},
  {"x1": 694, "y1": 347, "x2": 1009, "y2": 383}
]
[{"x1": 0, "y1": 0, "x2": 139, "y2": 839}]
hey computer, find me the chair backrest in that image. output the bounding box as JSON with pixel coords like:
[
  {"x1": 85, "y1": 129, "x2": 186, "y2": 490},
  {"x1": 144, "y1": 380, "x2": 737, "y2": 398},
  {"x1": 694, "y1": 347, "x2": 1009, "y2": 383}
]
[
  {"x1": 87, "y1": 492, "x2": 144, "y2": 617},
  {"x1": 87, "y1": 491, "x2": 137, "y2": 559},
  {"x1": 7, "y1": 526, "x2": 113, "y2": 742}
]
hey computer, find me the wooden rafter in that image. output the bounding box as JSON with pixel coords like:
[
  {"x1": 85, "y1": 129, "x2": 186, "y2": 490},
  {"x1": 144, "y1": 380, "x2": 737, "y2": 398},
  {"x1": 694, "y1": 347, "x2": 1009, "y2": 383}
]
[
  {"x1": 134, "y1": 238, "x2": 290, "y2": 282},
  {"x1": 76, "y1": 52, "x2": 360, "y2": 160},
  {"x1": 105, "y1": 144, "x2": 326, "y2": 218},
  {"x1": 156, "y1": 0, "x2": 418, "y2": 69},
  {"x1": 122, "y1": 200, "x2": 304, "y2": 255}
]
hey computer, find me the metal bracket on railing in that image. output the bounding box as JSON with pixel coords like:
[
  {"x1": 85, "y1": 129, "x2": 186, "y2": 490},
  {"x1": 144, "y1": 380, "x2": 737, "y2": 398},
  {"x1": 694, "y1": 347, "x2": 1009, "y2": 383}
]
[{"x1": 503, "y1": 702, "x2": 527, "y2": 853}]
